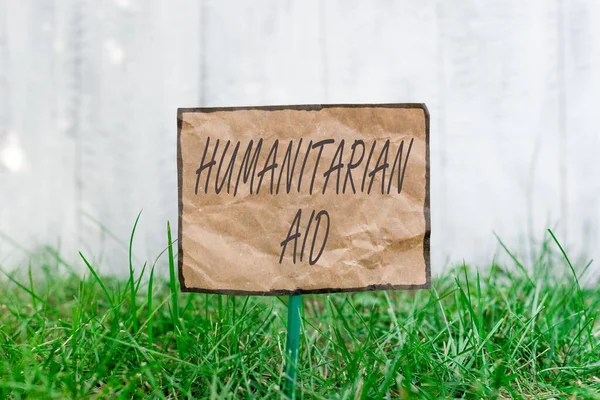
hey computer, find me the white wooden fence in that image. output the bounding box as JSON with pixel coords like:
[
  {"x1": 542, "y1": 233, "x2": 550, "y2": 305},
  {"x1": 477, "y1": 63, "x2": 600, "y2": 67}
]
[{"x1": 1, "y1": 0, "x2": 599, "y2": 276}]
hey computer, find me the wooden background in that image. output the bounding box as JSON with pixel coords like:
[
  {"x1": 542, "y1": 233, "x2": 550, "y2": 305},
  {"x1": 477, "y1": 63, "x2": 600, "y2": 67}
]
[{"x1": 1, "y1": 0, "x2": 598, "y2": 276}]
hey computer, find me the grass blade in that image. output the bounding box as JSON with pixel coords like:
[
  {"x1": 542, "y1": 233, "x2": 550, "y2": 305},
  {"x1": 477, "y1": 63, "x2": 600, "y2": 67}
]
[
  {"x1": 79, "y1": 251, "x2": 113, "y2": 308},
  {"x1": 167, "y1": 221, "x2": 183, "y2": 358},
  {"x1": 0, "y1": 266, "x2": 46, "y2": 306},
  {"x1": 147, "y1": 263, "x2": 156, "y2": 347},
  {"x1": 493, "y1": 232, "x2": 534, "y2": 286},
  {"x1": 129, "y1": 210, "x2": 143, "y2": 333}
]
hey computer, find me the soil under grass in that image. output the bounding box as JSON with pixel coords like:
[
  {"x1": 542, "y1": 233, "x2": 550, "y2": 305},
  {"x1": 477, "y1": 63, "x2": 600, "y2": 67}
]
[{"x1": 1, "y1": 232, "x2": 599, "y2": 399}]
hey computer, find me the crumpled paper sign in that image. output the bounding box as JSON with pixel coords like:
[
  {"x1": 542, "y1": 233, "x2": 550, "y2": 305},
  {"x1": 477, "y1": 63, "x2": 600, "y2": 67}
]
[{"x1": 178, "y1": 104, "x2": 430, "y2": 295}]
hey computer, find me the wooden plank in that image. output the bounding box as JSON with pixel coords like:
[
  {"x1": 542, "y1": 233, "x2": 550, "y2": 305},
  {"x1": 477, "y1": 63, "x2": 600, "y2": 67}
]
[
  {"x1": 200, "y1": 0, "x2": 326, "y2": 106},
  {"x1": 76, "y1": 0, "x2": 203, "y2": 271},
  {"x1": 563, "y1": 0, "x2": 600, "y2": 269},
  {"x1": 0, "y1": 0, "x2": 77, "y2": 266},
  {"x1": 433, "y1": 0, "x2": 564, "y2": 266}
]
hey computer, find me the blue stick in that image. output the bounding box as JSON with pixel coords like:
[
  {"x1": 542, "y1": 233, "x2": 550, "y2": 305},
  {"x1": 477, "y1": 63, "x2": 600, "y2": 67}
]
[{"x1": 284, "y1": 294, "x2": 302, "y2": 399}]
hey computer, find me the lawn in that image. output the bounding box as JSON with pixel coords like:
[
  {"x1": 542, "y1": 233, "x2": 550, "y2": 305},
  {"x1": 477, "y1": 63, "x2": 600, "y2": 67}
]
[{"x1": 1, "y1": 229, "x2": 599, "y2": 399}]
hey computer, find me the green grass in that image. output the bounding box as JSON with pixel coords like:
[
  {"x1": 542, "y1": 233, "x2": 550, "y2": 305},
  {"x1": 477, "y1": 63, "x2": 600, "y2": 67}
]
[{"x1": 0, "y1": 227, "x2": 599, "y2": 399}]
